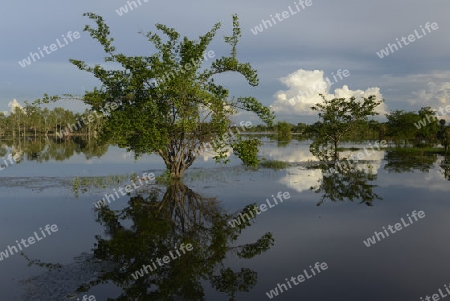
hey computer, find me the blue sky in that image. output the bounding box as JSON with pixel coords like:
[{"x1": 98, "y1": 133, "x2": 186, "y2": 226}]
[{"x1": 1, "y1": 0, "x2": 449, "y2": 124}]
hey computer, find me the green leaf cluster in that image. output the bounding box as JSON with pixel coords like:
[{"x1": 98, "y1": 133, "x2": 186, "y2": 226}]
[
  {"x1": 232, "y1": 138, "x2": 261, "y2": 168},
  {"x1": 310, "y1": 94, "x2": 383, "y2": 161},
  {"x1": 40, "y1": 13, "x2": 274, "y2": 178}
]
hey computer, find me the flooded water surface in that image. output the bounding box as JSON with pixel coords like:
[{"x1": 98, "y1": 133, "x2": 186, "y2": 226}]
[{"x1": 1, "y1": 138, "x2": 450, "y2": 300}]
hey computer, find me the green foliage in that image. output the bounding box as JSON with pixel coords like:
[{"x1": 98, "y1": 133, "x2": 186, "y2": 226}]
[
  {"x1": 386, "y1": 108, "x2": 440, "y2": 147},
  {"x1": 292, "y1": 122, "x2": 308, "y2": 134},
  {"x1": 441, "y1": 127, "x2": 450, "y2": 154},
  {"x1": 71, "y1": 173, "x2": 147, "y2": 197},
  {"x1": 342, "y1": 120, "x2": 379, "y2": 142},
  {"x1": 52, "y1": 13, "x2": 273, "y2": 178},
  {"x1": 310, "y1": 94, "x2": 383, "y2": 161},
  {"x1": 0, "y1": 103, "x2": 103, "y2": 139},
  {"x1": 386, "y1": 110, "x2": 418, "y2": 145},
  {"x1": 438, "y1": 120, "x2": 450, "y2": 154},
  {"x1": 417, "y1": 107, "x2": 440, "y2": 146},
  {"x1": 259, "y1": 160, "x2": 288, "y2": 170},
  {"x1": 232, "y1": 138, "x2": 261, "y2": 168},
  {"x1": 71, "y1": 177, "x2": 80, "y2": 198},
  {"x1": 277, "y1": 121, "x2": 292, "y2": 140}
]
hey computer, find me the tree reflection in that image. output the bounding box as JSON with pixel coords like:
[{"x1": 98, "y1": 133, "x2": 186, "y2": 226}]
[
  {"x1": 310, "y1": 160, "x2": 382, "y2": 206},
  {"x1": 309, "y1": 140, "x2": 382, "y2": 206},
  {"x1": 309, "y1": 138, "x2": 339, "y2": 163},
  {"x1": 440, "y1": 156, "x2": 450, "y2": 181},
  {"x1": 384, "y1": 149, "x2": 437, "y2": 173},
  {"x1": 23, "y1": 182, "x2": 274, "y2": 300},
  {"x1": 0, "y1": 137, "x2": 109, "y2": 162},
  {"x1": 277, "y1": 137, "x2": 291, "y2": 148}
]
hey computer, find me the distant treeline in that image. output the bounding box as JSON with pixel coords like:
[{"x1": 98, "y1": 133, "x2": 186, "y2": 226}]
[
  {"x1": 0, "y1": 104, "x2": 103, "y2": 139},
  {"x1": 2, "y1": 105, "x2": 449, "y2": 150},
  {"x1": 247, "y1": 107, "x2": 450, "y2": 149}
]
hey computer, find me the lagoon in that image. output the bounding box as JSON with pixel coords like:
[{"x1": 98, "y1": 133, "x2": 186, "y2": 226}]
[{"x1": 0, "y1": 137, "x2": 449, "y2": 300}]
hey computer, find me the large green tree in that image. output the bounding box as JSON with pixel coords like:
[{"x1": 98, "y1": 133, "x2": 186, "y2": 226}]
[
  {"x1": 438, "y1": 120, "x2": 450, "y2": 154},
  {"x1": 277, "y1": 121, "x2": 292, "y2": 141},
  {"x1": 385, "y1": 110, "x2": 420, "y2": 146},
  {"x1": 310, "y1": 94, "x2": 383, "y2": 161},
  {"x1": 416, "y1": 107, "x2": 440, "y2": 146},
  {"x1": 41, "y1": 13, "x2": 273, "y2": 178},
  {"x1": 385, "y1": 108, "x2": 440, "y2": 147}
]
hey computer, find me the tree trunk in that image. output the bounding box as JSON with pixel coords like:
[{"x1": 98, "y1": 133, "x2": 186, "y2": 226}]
[
  {"x1": 159, "y1": 146, "x2": 197, "y2": 179},
  {"x1": 333, "y1": 140, "x2": 339, "y2": 162},
  {"x1": 169, "y1": 163, "x2": 186, "y2": 179}
]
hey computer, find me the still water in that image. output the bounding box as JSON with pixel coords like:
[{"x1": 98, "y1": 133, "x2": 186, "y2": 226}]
[{"x1": 1, "y1": 138, "x2": 449, "y2": 300}]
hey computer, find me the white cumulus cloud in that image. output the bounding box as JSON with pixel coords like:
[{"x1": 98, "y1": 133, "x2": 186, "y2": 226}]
[
  {"x1": 271, "y1": 69, "x2": 387, "y2": 116},
  {"x1": 7, "y1": 99, "x2": 23, "y2": 113},
  {"x1": 411, "y1": 81, "x2": 450, "y2": 105}
]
